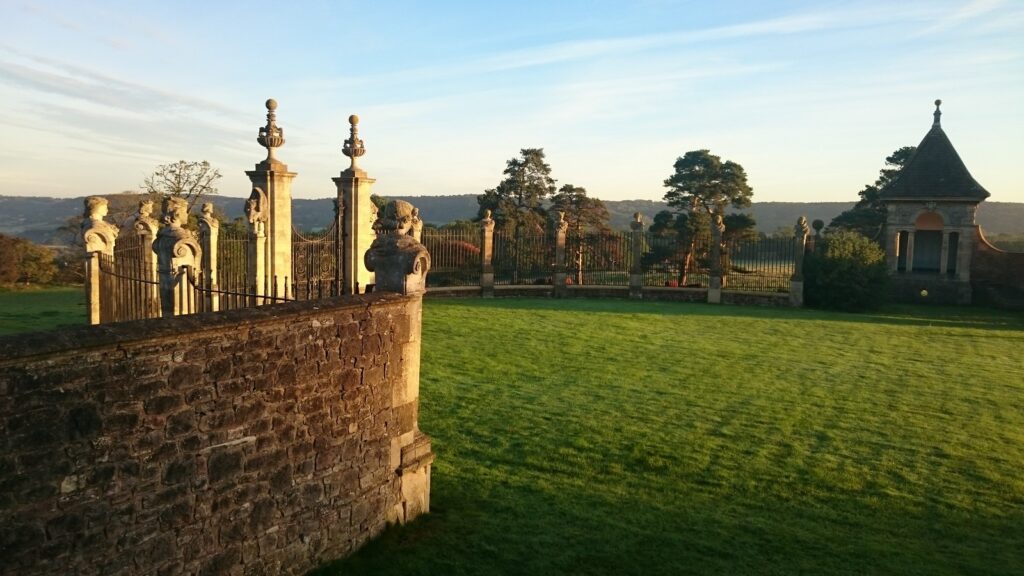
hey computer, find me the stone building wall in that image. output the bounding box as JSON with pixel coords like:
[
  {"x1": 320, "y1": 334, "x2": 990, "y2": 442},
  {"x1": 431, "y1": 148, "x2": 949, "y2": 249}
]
[
  {"x1": 972, "y1": 229, "x2": 1024, "y2": 309},
  {"x1": 0, "y1": 293, "x2": 432, "y2": 576}
]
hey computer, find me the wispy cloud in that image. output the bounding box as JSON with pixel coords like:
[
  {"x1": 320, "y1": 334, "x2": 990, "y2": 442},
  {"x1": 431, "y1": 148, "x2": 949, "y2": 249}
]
[
  {"x1": 0, "y1": 46, "x2": 241, "y2": 117},
  {"x1": 915, "y1": 0, "x2": 1006, "y2": 35}
]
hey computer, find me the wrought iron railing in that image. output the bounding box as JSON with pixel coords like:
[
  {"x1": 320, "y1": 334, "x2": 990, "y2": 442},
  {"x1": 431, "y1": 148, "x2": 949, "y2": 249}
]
[{"x1": 421, "y1": 229, "x2": 480, "y2": 287}]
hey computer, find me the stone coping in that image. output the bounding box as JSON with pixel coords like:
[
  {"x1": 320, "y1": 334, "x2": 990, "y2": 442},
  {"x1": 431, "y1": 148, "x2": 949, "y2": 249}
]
[{"x1": 0, "y1": 292, "x2": 415, "y2": 363}]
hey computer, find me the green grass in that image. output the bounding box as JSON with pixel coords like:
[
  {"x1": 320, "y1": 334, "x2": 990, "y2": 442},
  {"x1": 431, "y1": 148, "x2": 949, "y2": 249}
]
[
  {"x1": 319, "y1": 298, "x2": 1024, "y2": 576},
  {"x1": 1, "y1": 291, "x2": 1021, "y2": 574},
  {"x1": 0, "y1": 285, "x2": 85, "y2": 335}
]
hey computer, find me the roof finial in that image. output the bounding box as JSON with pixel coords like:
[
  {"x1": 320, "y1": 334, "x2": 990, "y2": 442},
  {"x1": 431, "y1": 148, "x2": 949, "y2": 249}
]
[
  {"x1": 342, "y1": 114, "x2": 366, "y2": 170},
  {"x1": 933, "y1": 99, "x2": 942, "y2": 128},
  {"x1": 257, "y1": 98, "x2": 285, "y2": 161}
]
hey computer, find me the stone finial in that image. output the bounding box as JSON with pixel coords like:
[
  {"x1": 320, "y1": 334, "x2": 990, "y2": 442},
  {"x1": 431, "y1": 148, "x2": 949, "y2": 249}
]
[
  {"x1": 711, "y1": 212, "x2": 725, "y2": 239},
  {"x1": 257, "y1": 98, "x2": 285, "y2": 162},
  {"x1": 199, "y1": 202, "x2": 219, "y2": 231},
  {"x1": 811, "y1": 219, "x2": 824, "y2": 236},
  {"x1": 933, "y1": 99, "x2": 942, "y2": 128},
  {"x1": 555, "y1": 211, "x2": 568, "y2": 234},
  {"x1": 133, "y1": 199, "x2": 160, "y2": 238},
  {"x1": 630, "y1": 212, "x2": 644, "y2": 231},
  {"x1": 480, "y1": 209, "x2": 495, "y2": 232},
  {"x1": 795, "y1": 215, "x2": 810, "y2": 238},
  {"x1": 409, "y1": 207, "x2": 424, "y2": 243},
  {"x1": 365, "y1": 200, "x2": 431, "y2": 295},
  {"x1": 154, "y1": 196, "x2": 201, "y2": 317},
  {"x1": 342, "y1": 114, "x2": 366, "y2": 170},
  {"x1": 81, "y1": 196, "x2": 118, "y2": 254}
]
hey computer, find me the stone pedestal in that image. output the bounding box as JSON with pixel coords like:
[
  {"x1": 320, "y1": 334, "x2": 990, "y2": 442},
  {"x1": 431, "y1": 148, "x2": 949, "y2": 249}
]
[
  {"x1": 629, "y1": 213, "x2": 644, "y2": 299},
  {"x1": 480, "y1": 211, "x2": 495, "y2": 298},
  {"x1": 552, "y1": 213, "x2": 568, "y2": 297},
  {"x1": 81, "y1": 197, "x2": 119, "y2": 325},
  {"x1": 153, "y1": 197, "x2": 201, "y2": 317}
]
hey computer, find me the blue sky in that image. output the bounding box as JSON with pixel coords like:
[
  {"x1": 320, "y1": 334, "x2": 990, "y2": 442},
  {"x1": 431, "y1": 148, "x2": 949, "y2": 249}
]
[{"x1": 1, "y1": 0, "x2": 1022, "y2": 204}]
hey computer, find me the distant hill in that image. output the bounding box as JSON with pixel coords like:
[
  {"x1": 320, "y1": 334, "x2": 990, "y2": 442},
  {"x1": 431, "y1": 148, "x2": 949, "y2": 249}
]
[{"x1": 3, "y1": 194, "x2": 1022, "y2": 244}]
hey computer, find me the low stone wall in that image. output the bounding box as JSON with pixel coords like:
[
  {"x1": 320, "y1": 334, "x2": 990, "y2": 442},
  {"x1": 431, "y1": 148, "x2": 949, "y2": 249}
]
[
  {"x1": 972, "y1": 229, "x2": 1024, "y2": 309},
  {"x1": 0, "y1": 293, "x2": 432, "y2": 576}
]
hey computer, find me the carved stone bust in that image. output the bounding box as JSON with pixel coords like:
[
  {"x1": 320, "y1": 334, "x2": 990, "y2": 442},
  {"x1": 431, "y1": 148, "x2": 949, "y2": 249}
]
[
  {"x1": 365, "y1": 200, "x2": 431, "y2": 295},
  {"x1": 81, "y1": 196, "x2": 118, "y2": 254}
]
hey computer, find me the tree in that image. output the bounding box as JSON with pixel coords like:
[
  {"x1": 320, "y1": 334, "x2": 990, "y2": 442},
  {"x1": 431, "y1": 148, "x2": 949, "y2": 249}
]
[
  {"x1": 0, "y1": 234, "x2": 57, "y2": 285},
  {"x1": 663, "y1": 150, "x2": 753, "y2": 284},
  {"x1": 804, "y1": 230, "x2": 888, "y2": 311},
  {"x1": 477, "y1": 148, "x2": 556, "y2": 233},
  {"x1": 830, "y1": 146, "x2": 915, "y2": 240},
  {"x1": 142, "y1": 160, "x2": 222, "y2": 213},
  {"x1": 550, "y1": 184, "x2": 610, "y2": 235}
]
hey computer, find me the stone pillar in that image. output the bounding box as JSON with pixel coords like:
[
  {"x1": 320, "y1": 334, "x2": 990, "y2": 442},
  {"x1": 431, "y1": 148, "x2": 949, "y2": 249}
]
[
  {"x1": 552, "y1": 212, "x2": 568, "y2": 297},
  {"x1": 707, "y1": 213, "x2": 725, "y2": 304},
  {"x1": 81, "y1": 197, "x2": 118, "y2": 325},
  {"x1": 198, "y1": 202, "x2": 220, "y2": 312},
  {"x1": 153, "y1": 197, "x2": 201, "y2": 317},
  {"x1": 790, "y1": 216, "x2": 810, "y2": 307},
  {"x1": 480, "y1": 210, "x2": 495, "y2": 298},
  {"x1": 629, "y1": 212, "x2": 644, "y2": 299},
  {"x1": 246, "y1": 99, "x2": 296, "y2": 300},
  {"x1": 906, "y1": 231, "x2": 916, "y2": 273},
  {"x1": 939, "y1": 230, "x2": 950, "y2": 275},
  {"x1": 335, "y1": 115, "x2": 377, "y2": 295},
  {"x1": 956, "y1": 226, "x2": 974, "y2": 282},
  {"x1": 887, "y1": 228, "x2": 900, "y2": 273},
  {"x1": 132, "y1": 199, "x2": 160, "y2": 319},
  {"x1": 365, "y1": 200, "x2": 434, "y2": 524}
]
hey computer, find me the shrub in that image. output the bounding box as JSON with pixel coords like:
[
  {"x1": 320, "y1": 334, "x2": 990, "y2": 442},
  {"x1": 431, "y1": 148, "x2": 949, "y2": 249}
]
[{"x1": 804, "y1": 230, "x2": 888, "y2": 311}]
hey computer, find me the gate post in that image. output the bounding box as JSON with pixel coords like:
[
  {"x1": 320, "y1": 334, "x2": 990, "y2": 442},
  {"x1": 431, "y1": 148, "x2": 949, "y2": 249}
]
[
  {"x1": 132, "y1": 199, "x2": 160, "y2": 319},
  {"x1": 629, "y1": 212, "x2": 644, "y2": 299},
  {"x1": 154, "y1": 197, "x2": 201, "y2": 317},
  {"x1": 707, "y1": 213, "x2": 725, "y2": 304},
  {"x1": 790, "y1": 216, "x2": 810, "y2": 307},
  {"x1": 480, "y1": 210, "x2": 495, "y2": 298},
  {"x1": 81, "y1": 197, "x2": 118, "y2": 324},
  {"x1": 198, "y1": 202, "x2": 220, "y2": 312},
  {"x1": 334, "y1": 114, "x2": 377, "y2": 294},
  {"x1": 552, "y1": 212, "x2": 568, "y2": 297}
]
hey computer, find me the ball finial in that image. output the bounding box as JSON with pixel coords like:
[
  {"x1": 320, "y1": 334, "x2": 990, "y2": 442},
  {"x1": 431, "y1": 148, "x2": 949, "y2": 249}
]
[
  {"x1": 934, "y1": 99, "x2": 942, "y2": 107},
  {"x1": 349, "y1": 114, "x2": 359, "y2": 126},
  {"x1": 266, "y1": 99, "x2": 278, "y2": 111}
]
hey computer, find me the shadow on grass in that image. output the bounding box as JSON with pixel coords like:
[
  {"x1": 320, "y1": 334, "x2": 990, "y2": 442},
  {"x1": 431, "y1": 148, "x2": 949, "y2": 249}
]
[
  {"x1": 425, "y1": 296, "x2": 1024, "y2": 332},
  {"x1": 311, "y1": 470, "x2": 1024, "y2": 576}
]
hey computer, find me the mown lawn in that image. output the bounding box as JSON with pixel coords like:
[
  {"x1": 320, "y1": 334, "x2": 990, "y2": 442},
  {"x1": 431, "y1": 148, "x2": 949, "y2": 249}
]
[
  {"x1": 319, "y1": 298, "x2": 1024, "y2": 576},
  {"x1": 1, "y1": 291, "x2": 1021, "y2": 574},
  {"x1": 0, "y1": 286, "x2": 84, "y2": 335}
]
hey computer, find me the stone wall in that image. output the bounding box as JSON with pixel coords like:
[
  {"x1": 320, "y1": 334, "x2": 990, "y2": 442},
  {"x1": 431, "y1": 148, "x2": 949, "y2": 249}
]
[
  {"x1": 972, "y1": 229, "x2": 1024, "y2": 309},
  {"x1": 0, "y1": 293, "x2": 432, "y2": 576}
]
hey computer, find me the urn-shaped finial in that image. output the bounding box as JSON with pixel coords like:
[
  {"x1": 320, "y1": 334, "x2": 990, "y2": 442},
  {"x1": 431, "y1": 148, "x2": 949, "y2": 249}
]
[
  {"x1": 257, "y1": 98, "x2": 285, "y2": 161},
  {"x1": 342, "y1": 114, "x2": 366, "y2": 170}
]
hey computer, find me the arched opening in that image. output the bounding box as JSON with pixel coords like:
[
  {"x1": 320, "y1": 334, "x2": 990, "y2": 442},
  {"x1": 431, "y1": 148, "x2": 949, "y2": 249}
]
[{"x1": 913, "y1": 212, "x2": 944, "y2": 272}]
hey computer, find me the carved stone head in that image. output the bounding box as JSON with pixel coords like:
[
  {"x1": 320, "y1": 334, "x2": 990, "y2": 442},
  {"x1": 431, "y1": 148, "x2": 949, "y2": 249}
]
[
  {"x1": 139, "y1": 199, "x2": 154, "y2": 218},
  {"x1": 85, "y1": 196, "x2": 109, "y2": 220},
  {"x1": 162, "y1": 197, "x2": 189, "y2": 228},
  {"x1": 377, "y1": 200, "x2": 415, "y2": 235}
]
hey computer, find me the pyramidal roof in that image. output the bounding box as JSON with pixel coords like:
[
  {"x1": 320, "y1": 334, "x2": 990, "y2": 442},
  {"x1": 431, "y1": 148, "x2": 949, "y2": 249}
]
[{"x1": 880, "y1": 100, "x2": 990, "y2": 201}]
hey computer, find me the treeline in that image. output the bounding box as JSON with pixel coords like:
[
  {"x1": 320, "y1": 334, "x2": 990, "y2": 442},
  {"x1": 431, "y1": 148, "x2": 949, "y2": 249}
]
[{"x1": 0, "y1": 234, "x2": 77, "y2": 286}]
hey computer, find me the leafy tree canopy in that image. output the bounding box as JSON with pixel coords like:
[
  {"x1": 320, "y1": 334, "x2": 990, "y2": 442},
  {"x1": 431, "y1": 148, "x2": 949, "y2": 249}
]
[
  {"x1": 0, "y1": 234, "x2": 57, "y2": 285},
  {"x1": 830, "y1": 146, "x2": 915, "y2": 239},
  {"x1": 551, "y1": 184, "x2": 610, "y2": 235},
  {"x1": 663, "y1": 149, "x2": 753, "y2": 218},
  {"x1": 477, "y1": 148, "x2": 556, "y2": 233}
]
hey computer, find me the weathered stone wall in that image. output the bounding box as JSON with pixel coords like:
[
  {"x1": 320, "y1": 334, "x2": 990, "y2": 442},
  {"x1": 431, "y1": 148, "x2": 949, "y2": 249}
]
[
  {"x1": 972, "y1": 229, "x2": 1024, "y2": 309},
  {"x1": 0, "y1": 293, "x2": 432, "y2": 576}
]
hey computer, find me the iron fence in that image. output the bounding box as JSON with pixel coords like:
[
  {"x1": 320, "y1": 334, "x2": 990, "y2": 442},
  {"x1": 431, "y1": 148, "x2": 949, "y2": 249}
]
[
  {"x1": 566, "y1": 231, "x2": 631, "y2": 286},
  {"x1": 216, "y1": 227, "x2": 252, "y2": 310},
  {"x1": 421, "y1": 228, "x2": 480, "y2": 287},
  {"x1": 493, "y1": 231, "x2": 552, "y2": 286},
  {"x1": 640, "y1": 233, "x2": 712, "y2": 288},
  {"x1": 723, "y1": 236, "x2": 795, "y2": 293}
]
